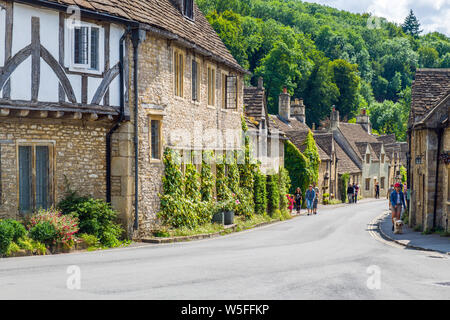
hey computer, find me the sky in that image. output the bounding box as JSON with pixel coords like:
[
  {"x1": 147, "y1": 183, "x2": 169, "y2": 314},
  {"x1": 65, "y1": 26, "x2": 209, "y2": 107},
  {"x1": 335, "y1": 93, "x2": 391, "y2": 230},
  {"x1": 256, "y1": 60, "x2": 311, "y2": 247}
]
[{"x1": 303, "y1": 0, "x2": 450, "y2": 36}]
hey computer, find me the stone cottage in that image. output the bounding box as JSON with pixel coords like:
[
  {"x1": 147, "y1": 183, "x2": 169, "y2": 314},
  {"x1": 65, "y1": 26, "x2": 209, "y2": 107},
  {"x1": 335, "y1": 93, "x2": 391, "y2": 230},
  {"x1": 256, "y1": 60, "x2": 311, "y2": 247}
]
[
  {"x1": 329, "y1": 108, "x2": 390, "y2": 198},
  {"x1": 243, "y1": 78, "x2": 285, "y2": 174},
  {"x1": 269, "y1": 90, "x2": 338, "y2": 200},
  {"x1": 408, "y1": 68, "x2": 450, "y2": 233},
  {"x1": 0, "y1": 0, "x2": 248, "y2": 238}
]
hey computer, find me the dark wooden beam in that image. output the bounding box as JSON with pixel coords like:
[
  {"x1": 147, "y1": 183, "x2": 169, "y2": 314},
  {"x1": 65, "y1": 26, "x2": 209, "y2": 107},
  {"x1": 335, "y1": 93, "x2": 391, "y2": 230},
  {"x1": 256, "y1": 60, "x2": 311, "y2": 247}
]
[{"x1": 31, "y1": 17, "x2": 41, "y2": 102}]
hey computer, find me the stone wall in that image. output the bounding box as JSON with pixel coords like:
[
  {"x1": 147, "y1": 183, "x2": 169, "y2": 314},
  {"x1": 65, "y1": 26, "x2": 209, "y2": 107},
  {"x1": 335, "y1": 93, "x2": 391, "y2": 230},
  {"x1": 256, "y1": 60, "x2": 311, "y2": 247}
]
[
  {"x1": 118, "y1": 34, "x2": 245, "y2": 238},
  {"x1": 0, "y1": 118, "x2": 108, "y2": 219}
]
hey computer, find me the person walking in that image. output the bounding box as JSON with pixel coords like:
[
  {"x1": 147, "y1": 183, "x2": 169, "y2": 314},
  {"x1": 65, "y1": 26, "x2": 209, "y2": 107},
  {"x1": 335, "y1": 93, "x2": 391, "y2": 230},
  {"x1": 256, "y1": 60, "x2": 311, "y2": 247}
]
[
  {"x1": 354, "y1": 184, "x2": 359, "y2": 204},
  {"x1": 390, "y1": 183, "x2": 407, "y2": 231},
  {"x1": 313, "y1": 183, "x2": 320, "y2": 215},
  {"x1": 305, "y1": 185, "x2": 316, "y2": 216},
  {"x1": 294, "y1": 187, "x2": 303, "y2": 215},
  {"x1": 375, "y1": 182, "x2": 380, "y2": 199},
  {"x1": 347, "y1": 183, "x2": 354, "y2": 204}
]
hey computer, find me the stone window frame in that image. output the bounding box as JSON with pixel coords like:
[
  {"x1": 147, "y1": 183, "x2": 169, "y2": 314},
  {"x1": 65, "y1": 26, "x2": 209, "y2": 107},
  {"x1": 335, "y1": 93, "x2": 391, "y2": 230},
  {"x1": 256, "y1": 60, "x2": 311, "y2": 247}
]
[
  {"x1": 380, "y1": 177, "x2": 385, "y2": 189},
  {"x1": 174, "y1": 48, "x2": 185, "y2": 98},
  {"x1": 207, "y1": 63, "x2": 216, "y2": 107},
  {"x1": 221, "y1": 71, "x2": 228, "y2": 109},
  {"x1": 191, "y1": 55, "x2": 201, "y2": 102},
  {"x1": 16, "y1": 140, "x2": 56, "y2": 215},
  {"x1": 148, "y1": 114, "x2": 164, "y2": 163},
  {"x1": 365, "y1": 178, "x2": 370, "y2": 191}
]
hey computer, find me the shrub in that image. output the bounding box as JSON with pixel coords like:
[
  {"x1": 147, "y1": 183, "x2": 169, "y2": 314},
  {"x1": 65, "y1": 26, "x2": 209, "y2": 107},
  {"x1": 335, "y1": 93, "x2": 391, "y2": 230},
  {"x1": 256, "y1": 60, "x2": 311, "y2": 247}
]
[
  {"x1": 61, "y1": 199, "x2": 122, "y2": 247},
  {"x1": 29, "y1": 208, "x2": 79, "y2": 247},
  {"x1": 267, "y1": 174, "x2": 280, "y2": 216},
  {"x1": 0, "y1": 220, "x2": 15, "y2": 256},
  {"x1": 6, "y1": 242, "x2": 21, "y2": 257},
  {"x1": 79, "y1": 233, "x2": 100, "y2": 248},
  {"x1": 234, "y1": 191, "x2": 254, "y2": 219},
  {"x1": 16, "y1": 237, "x2": 47, "y2": 255},
  {"x1": 227, "y1": 153, "x2": 240, "y2": 194},
  {"x1": 200, "y1": 151, "x2": 215, "y2": 202},
  {"x1": 339, "y1": 173, "x2": 350, "y2": 202},
  {"x1": 185, "y1": 163, "x2": 201, "y2": 202},
  {"x1": 1, "y1": 219, "x2": 26, "y2": 242},
  {"x1": 216, "y1": 158, "x2": 232, "y2": 202},
  {"x1": 254, "y1": 170, "x2": 267, "y2": 215},
  {"x1": 279, "y1": 168, "x2": 291, "y2": 215},
  {"x1": 29, "y1": 221, "x2": 58, "y2": 246}
]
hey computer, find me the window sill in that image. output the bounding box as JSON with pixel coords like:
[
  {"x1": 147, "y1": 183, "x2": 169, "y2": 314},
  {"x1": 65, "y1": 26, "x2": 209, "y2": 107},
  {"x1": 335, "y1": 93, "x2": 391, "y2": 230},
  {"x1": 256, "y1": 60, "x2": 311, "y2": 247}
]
[
  {"x1": 66, "y1": 66, "x2": 104, "y2": 77},
  {"x1": 207, "y1": 105, "x2": 216, "y2": 110},
  {"x1": 174, "y1": 95, "x2": 185, "y2": 102}
]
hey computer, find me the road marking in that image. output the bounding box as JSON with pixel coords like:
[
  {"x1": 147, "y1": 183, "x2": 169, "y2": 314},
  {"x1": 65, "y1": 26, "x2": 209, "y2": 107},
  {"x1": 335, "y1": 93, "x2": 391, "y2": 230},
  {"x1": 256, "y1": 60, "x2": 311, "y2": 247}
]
[{"x1": 367, "y1": 213, "x2": 406, "y2": 250}]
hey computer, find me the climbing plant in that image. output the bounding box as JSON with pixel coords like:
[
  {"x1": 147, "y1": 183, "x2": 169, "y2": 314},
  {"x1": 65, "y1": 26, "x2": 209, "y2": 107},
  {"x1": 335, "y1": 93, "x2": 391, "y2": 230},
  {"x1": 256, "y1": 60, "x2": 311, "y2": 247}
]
[
  {"x1": 284, "y1": 140, "x2": 312, "y2": 195},
  {"x1": 303, "y1": 130, "x2": 321, "y2": 184},
  {"x1": 278, "y1": 167, "x2": 291, "y2": 217},
  {"x1": 253, "y1": 169, "x2": 267, "y2": 215},
  {"x1": 339, "y1": 173, "x2": 350, "y2": 202},
  {"x1": 267, "y1": 174, "x2": 280, "y2": 217},
  {"x1": 201, "y1": 151, "x2": 215, "y2": 202}
]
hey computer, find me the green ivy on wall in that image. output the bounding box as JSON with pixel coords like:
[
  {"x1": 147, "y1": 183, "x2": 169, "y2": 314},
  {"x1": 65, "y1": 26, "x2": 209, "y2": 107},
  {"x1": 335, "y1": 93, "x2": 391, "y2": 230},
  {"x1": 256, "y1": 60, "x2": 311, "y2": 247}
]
[{"x1": 284, "y1": 140, "x2": 312, "y2": 195}]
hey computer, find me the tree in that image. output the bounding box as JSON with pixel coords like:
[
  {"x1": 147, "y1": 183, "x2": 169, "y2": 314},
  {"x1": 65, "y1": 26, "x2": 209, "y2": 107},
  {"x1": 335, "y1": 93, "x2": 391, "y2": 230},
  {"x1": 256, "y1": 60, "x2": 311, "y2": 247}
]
[
  {"x1": 418, "y1": 46, "x2": 439, "y2": 68},
  {"x1": 330, "y1": 59, "x2": 361, "y2": 120},
  {"x1": 402, "y1": 10, "x2": 422, "y2": 37}
]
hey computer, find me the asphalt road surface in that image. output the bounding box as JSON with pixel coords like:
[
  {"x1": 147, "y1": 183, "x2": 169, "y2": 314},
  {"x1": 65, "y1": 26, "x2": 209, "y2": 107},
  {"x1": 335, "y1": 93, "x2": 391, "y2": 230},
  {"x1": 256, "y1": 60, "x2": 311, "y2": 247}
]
[{"x1": 1, "y1": 199, "x2": 449, "y2": 300}]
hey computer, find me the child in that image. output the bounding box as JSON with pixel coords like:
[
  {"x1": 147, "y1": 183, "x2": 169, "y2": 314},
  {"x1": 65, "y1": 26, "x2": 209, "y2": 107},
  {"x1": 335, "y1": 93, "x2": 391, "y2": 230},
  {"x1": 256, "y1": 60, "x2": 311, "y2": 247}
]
[{"x1": 286, "y1": 194, "x2": 295, "y2": 214}]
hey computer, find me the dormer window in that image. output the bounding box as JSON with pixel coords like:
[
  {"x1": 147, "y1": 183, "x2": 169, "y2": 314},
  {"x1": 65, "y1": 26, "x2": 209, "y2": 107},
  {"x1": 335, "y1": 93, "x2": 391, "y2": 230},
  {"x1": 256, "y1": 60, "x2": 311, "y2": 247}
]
[
  {"x1": 366, "y1": 154, "x2": 371, "y2": 164},
  {"x1": 183, "y1": 0, "x2": 194, "y2": 19}
]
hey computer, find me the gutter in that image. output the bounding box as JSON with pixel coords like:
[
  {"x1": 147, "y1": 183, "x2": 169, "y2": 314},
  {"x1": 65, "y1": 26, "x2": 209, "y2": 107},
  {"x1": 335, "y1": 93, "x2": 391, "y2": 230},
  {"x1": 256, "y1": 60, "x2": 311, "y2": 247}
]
[
  {"x1": 106, "y1": 27, "x2": 131, "y2": 204},
  {"x1": 131, "y1": 29, "x2": 146, "y2": 231},
  {"x1": 432, "y1": 126, "x2": 443, "y2": 230}
]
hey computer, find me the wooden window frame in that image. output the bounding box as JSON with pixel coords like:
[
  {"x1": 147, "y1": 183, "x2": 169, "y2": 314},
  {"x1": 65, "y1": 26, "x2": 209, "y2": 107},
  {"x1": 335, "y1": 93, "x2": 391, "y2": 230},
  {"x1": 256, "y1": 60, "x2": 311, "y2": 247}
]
[
  {"x1": 207, "y1": 65, "x2": 216, "y2": 107},
  {"x1": 182, "y1": 0, "x2": 194, "y2": 20},
  {"x1": 149, "y1": 115, "x2": 163, "y2": 162},
  {"x1": 67, "y1": 20, "x2": 104, "y2": 74},
  {"x1": 16, "y1": 142, "x2": 55, "y2": 214},
  {"x1": 366, "y1": 154, "x2": 371, "y2": 164},
  {"x1": 365, "y1": 178, "x2": 370, "y2": 191},
  {"x1": 174, "y1": 49, "x2": 185, "y2": 98}
]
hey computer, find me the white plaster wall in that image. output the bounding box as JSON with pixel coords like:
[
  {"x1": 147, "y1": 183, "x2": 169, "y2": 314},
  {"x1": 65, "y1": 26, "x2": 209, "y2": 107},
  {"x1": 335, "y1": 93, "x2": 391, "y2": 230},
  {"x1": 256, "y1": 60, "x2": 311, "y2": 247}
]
[
  {"x1": 88, "y1": 77, "x2": 102, "y2": 104},
  {"x1": 67, "y1": 74, "x2": 82, "y2": 103},
  {"x1": 10, "y1": 56, "x2": 31, "y2": 100},
  {"x1": 0, "y1": 8, "x2": 5, "y2": 67}
]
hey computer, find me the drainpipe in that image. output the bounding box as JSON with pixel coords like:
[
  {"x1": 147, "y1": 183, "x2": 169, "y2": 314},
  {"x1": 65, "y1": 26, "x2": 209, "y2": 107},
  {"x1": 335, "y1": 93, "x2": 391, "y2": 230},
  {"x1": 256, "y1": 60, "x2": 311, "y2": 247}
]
[
  {"x1": 106, "y1": 27, "x2": 131, "y2": 203},
  {"x1": 432, "y1": 126, "x2": 443, "y2": 230},
  {"x1": 131, "y1": 29, "x2": 146, "y2": 231}
]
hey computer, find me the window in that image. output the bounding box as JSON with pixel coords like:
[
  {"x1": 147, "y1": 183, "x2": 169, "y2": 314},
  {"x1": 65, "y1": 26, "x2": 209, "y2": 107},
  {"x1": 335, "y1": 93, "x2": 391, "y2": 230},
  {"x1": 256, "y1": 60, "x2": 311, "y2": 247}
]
[
  {"x1": 366, "y1": 154, "x2": 371, "y2": 164},
  {"x1": 71, "y1": 23, "x2": 102, "y2": 72},
  {"x1": 192, "y1": 59, "x2": 199, "y2": 101},
  {"x1": 365, "y1": 178, "x2": 371, "y2": 191},
  {"x1": 174, "y1": 50, "x2": 184, "y2": 97},
  {"x1": 149, "y1": 117, "x2": 162, "y2": 160},
  {"x1": 221, "y1": 73, "x2": 227, "y2": 109},
  {"x1": 226, "y1": 75, "x2": 238, "y2": 109},
  {"x1": 381, "y1": 154, "x2": 385, "y2": 163},
  {"x1": 183, "y1": 0, "x2": 194, "y2": 19},
  {"x1": 381, "y1": 177, "x2": 385, "y2": 189},
  {"x1": 18, "y1": 144, "x2": 53, "y2": 214},
  {"x1": 207, "y1": 66, "x2": 215, "y2": 106}
]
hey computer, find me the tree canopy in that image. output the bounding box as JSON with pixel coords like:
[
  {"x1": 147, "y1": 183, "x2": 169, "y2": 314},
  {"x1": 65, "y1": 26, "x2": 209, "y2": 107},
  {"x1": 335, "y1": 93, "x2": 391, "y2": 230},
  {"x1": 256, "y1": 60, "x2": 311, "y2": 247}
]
[{"x1": 197, "y1": 0, "x2": 450, "y2": 141}]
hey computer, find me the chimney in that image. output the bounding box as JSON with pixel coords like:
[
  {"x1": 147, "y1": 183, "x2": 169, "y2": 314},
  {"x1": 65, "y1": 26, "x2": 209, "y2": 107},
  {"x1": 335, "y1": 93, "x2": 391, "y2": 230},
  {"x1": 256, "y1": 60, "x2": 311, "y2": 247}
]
[
  {"x1": 291, "y1": 98, "x2": 306, "y2": 123},
  {"x1": 257, "y1": 77, "x2": 264, "y2": 90},
  {"x1": 356, "y1": 108, "x2": 371, "y2": 133},
  {"x1": 278, "y1": 87, "x2": 291, "y2": 120},
  {"x1": 330, "y1": 106, "x2": 340, "y2": 130}
]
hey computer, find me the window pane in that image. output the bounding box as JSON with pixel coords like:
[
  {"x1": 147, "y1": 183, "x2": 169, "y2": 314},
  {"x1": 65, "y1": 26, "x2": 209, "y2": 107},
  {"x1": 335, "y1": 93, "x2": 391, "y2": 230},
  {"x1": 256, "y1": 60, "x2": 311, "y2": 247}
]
[
  {"x1": 19, "y1": 146, "x2": 32, "y2": 213},
  {"x1": 36, "y1": 146, "x2": 49, "y2": 210},
  {"x1": 151, "y1": 120, "x2": 160, "y2": 159},
  {"x1": 90, "y1": 27, "x2": 100, "y2": 70},
  {"x1": 74, "y1": 27, "x2": 88, "y2": 65},
  {"x1": 192, "y1": 60, "x2": 198, "y2": 101}
]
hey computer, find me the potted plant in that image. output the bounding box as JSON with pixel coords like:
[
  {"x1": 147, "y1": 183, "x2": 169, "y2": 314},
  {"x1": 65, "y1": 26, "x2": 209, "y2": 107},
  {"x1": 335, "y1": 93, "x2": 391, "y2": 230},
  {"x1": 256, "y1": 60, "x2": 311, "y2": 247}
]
[{"x1": 213, "y1": 198, "x2": 235, "y2": 225}]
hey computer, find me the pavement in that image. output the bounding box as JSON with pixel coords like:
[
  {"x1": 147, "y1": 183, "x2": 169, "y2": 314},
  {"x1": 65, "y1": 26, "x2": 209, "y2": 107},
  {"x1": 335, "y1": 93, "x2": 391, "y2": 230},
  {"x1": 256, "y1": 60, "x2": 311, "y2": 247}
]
[
  {"x1": 1, "y1": 199, "x2": 449, "y2": 300},
  {"x1": 379, "y1": 212, "x2": 450, "y2": 255}
]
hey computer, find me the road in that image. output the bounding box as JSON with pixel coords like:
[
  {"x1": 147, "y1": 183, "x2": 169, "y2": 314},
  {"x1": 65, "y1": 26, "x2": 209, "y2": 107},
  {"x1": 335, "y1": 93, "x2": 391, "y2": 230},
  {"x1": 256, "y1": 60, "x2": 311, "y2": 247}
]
[{"x1": 1, "y1": 199, "x2": 449, "y2": 300}]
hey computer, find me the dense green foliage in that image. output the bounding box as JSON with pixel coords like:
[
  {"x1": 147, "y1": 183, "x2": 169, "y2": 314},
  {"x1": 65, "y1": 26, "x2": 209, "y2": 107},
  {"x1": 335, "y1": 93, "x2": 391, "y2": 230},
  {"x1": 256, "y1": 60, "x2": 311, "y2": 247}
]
[
  {"x1": 266, "y1": 174, "x2": 280, "y2": 216},
  {"x1": 198, "y1": 0, "x2": 450, "y2": 140},
  {"x1": 284, "y1": 140, "x2": 311, "y2": 194},
  {"x1": 253, "y1": 169, "x2": 268, "y2": 215},
  {"x1": 58, "y1": 197, "x2": 122, "y2": 247},
  {"x1": 29, "y1": 222, "x2": 58, "y2": 246},
  {"x1": 0, "y1": 220, "x2": 15, "y2": 255},
  {"x1": 339, "y1": 173, "x2": 350, "y2": 202},
  {"x1": 302, "y1": 131, "x2": 321, "y2": 183},
  {"x1": 201, "y1": 151, "x2": 215, "y2": 202},
  {"x1": 278, "y1": 167, "x2": 291, "y2": 217}
]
